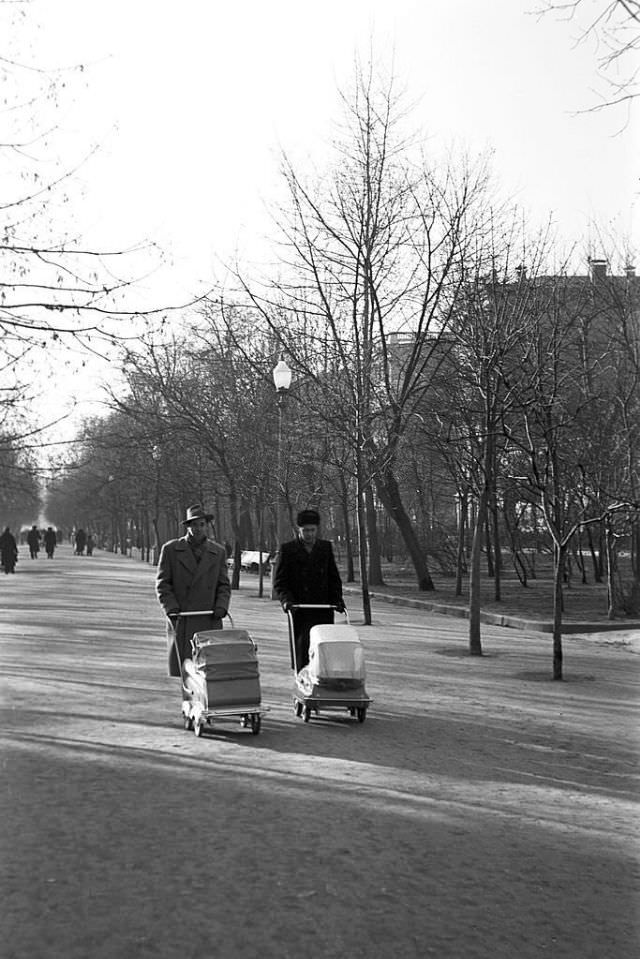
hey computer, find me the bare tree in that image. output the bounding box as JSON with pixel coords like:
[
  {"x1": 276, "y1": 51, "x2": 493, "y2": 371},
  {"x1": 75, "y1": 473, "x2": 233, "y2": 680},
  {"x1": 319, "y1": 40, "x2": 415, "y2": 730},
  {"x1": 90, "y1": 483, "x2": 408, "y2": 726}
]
[
  {"x1": 449, "y1": 221, "x2": 556, "y2": 655},
  {"x1": 537, "y1": 0, "x2": 640, "y2": 112},
  {"x1": 1, "y1": 4, "x2": 208, "y2": 449},
  {"x1": 235, "y1": 61, "x2": 491, "y2": 620},
  {"x1": 501, "y1": 260, "x2": 640, "y2": 677}
]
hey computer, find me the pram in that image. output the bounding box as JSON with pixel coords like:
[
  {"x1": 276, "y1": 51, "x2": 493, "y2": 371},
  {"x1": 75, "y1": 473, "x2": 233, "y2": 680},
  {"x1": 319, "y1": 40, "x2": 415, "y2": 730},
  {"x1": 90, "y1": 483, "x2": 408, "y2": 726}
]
[
  {"x1": 287, "y1": 604, "x2": 371, "y2": 723},
  {"x1": 175, "y1": 611, "x2": 268, "y2": 737}
]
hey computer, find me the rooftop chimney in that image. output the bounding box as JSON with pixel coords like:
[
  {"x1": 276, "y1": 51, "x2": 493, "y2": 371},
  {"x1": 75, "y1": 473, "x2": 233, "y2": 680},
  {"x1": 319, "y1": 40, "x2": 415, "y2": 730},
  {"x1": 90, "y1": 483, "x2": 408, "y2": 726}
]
[{"x1": 589, "y1": 258, "x2": 608, "y2": 283}]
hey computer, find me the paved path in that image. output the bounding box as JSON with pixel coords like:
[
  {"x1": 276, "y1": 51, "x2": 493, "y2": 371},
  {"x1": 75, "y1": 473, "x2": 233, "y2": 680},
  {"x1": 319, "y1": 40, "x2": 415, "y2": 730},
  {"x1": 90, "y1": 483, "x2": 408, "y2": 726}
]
[{"x1": 1, "y1": 545, "x2": 639, "y2": 958}]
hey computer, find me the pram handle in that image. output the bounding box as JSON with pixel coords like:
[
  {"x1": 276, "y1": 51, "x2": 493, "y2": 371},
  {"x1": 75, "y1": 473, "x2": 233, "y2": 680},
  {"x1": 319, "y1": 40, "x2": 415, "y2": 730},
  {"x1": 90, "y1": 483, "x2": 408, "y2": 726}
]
[
  {"x1": 175, "y1": 610, "x2": 235, "y2": 627},
  {"x1": 289, "y1": 604, "x2": 344, "y2": 610},
  {"x1": 287, "y1": 604, "x2": 349, "y2": 624}
]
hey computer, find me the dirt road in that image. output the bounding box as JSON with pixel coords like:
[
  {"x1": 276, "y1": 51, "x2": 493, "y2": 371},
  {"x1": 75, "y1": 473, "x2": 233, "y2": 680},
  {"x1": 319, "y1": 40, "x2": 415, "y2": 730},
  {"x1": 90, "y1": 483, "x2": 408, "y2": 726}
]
[{"x1": 1, "y1": 544, "x2": 639, "y2": 958}]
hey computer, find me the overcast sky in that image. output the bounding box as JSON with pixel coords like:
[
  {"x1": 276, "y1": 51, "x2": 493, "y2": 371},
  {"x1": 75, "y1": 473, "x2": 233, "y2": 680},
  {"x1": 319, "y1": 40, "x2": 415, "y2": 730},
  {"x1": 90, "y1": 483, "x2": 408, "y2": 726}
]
[
  {"x1": 10, "y1": 0, "x2": 638, "y2": 437},
  {"x1": 23, "y1": 0, "x2": 638, "y2": 295}
]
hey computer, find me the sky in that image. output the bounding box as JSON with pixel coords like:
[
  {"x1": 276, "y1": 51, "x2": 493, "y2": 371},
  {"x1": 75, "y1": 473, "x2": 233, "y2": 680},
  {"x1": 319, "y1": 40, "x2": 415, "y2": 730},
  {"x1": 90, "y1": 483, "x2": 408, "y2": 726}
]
[{"x1": 9, "y1": 0, "x2": 639, "y2": 440}]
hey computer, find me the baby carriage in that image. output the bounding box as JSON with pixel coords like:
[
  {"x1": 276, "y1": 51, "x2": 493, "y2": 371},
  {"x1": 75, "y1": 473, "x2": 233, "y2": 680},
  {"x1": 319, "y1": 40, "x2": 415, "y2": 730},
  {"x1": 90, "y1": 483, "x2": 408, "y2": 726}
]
[
  {"x1": 287, "y1": 604, "x2": 371, "y2": 723},
  {"x1": 175, "y1": 612, "x2": 267, "y2": 737}
]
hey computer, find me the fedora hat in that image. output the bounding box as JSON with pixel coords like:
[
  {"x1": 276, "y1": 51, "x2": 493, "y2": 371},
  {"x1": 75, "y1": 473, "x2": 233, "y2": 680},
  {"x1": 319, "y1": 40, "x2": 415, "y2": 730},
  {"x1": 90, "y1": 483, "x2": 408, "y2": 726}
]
[{"x1": 181, "y1": 503, "x2": 213, "y2": 525}]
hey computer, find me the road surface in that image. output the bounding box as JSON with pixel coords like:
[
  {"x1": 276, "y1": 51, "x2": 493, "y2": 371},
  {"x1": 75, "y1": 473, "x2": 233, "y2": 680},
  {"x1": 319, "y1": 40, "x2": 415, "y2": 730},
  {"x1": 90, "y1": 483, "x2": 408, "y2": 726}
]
[{"x1": 1, "y1": 544, "x2": 639, "y2": 958}]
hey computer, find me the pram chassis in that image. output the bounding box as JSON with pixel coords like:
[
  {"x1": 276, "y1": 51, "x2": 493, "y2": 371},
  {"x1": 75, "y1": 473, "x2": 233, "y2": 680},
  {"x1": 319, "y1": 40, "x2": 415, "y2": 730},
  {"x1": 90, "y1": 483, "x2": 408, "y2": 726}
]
[
  {"x1": 174, "y1": 611, "x2": 268, "y2": 737},
  {"x1": 287, "y1": 604, "x2": 370, "y2": 723}
]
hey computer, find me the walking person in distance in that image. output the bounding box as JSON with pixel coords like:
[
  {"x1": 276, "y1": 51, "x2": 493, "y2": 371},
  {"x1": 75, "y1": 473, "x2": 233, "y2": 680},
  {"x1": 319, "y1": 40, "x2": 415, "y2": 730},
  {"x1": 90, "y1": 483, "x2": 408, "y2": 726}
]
[
  {"x1": 27, "y1": 525, "x2": 41, "y2": 559},
  {"x1": 0, "y1": 527, "x2": 18, "y2": 574},
  {"x1": 44, "y1": 527, "x2": 57, "y2": 559}
]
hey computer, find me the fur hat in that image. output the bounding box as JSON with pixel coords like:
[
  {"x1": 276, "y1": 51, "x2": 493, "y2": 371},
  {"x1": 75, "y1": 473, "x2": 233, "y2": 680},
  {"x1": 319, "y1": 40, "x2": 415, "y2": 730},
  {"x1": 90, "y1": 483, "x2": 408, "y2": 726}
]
[
  {"x1": 296, "y1": 508, "x2": 320, "y2": 527},
  {"x1": 181, "y1": 504, "x2": 213, "y2": 525}
]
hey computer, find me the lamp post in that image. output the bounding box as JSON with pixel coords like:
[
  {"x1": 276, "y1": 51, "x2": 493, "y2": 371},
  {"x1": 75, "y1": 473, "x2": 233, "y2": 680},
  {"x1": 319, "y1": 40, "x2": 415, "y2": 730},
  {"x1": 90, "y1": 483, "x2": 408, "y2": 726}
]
[
  {"x1": 151, "y1": 444, "x2": 161, "y2": 565},
  {"x1": 272, "y1": 358, "x2": 292, "y2": 597}
]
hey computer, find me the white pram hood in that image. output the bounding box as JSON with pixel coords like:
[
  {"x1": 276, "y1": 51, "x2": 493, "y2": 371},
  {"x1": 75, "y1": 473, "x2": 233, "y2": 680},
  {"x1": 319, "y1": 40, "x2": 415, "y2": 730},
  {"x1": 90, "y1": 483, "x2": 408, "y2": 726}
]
[{"x1": 307, "y1": 624, "x2": 366, "y2": 684}]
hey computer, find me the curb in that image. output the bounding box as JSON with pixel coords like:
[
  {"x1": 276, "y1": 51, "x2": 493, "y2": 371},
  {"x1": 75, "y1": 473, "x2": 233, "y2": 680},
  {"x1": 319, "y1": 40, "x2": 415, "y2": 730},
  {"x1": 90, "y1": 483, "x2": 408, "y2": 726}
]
[{"x1": 343, "y1": 586, "x2": 640, "y2": 636}]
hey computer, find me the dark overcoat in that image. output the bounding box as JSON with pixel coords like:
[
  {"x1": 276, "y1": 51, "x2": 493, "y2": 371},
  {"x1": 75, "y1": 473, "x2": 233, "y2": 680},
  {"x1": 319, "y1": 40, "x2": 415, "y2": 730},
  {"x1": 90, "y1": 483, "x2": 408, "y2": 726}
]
[
  {"x1": 156, "y1": 536, "x2": 232, "y2": 676},
  {"x1": 0, "y1": 530, "x2": 18, "y2": 571},
  {"x1": 273, "y1": 537, "x2": 343, "y2": 670}
]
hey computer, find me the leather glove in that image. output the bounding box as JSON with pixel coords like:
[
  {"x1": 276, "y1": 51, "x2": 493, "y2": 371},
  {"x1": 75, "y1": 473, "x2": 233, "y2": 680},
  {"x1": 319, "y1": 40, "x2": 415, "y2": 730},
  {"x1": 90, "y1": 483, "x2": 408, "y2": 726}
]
[
  {"x1": 213, "y1": 606, "x2": 227, "y2": 620},
  {"x1": 335, "y1": 600, "x2": 346, "y2": 613},
  {"x1": 282, "y1": 601, "x2": 293, "y2": 613}
]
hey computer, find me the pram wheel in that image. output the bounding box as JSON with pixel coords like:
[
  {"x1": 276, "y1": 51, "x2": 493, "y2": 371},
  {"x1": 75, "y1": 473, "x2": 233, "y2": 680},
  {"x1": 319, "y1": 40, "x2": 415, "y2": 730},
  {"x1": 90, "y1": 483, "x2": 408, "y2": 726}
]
[
  {"x1": 250, "y1": 713, "x2": 261, "y2": 735},
  {"x1": 294, "y1": 700, "x2": 303, "y2": 718},
  {"x1": 194, "y1": 718, "x2": 204, "y2": 737},
  {"x1": 183, "y1": 715, "x2": 193, "y2": 731},
  {"x1": 356, "y1": 707, "x2": 367, "y2": 723},
  {"x1": 303, "y1": 705, "x2": 312, "y2": 723}
]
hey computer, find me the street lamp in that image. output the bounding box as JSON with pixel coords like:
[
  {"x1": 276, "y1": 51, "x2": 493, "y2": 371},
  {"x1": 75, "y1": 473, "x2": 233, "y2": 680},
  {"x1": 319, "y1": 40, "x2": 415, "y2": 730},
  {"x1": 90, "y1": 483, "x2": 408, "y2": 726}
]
[
  {"x1": 273, "y1": 359, "x2": 292, "y2": 394},
  {"x1": 151, "y1": 444, "x2": 161, "y2": 565},
  {"x1": 272, "y1": 358, "x2": 292, "y2": 596}
]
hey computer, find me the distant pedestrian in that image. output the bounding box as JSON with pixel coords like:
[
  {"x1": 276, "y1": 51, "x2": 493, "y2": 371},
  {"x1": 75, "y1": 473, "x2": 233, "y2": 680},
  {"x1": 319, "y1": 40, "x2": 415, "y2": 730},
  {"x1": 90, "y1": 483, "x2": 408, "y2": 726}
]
[
  {"x1": 86, "y1": 534, "x2": 95, "y2": 556},
  {"x1": 27, "y1": 525, "x2": 41, "y2": 559},
  {"x1": 44, "y1": 527, "x2": 57, "y2": 559},
  {"x1": 75, "y1": 528, "x2": 87, "y2": 555},
  {"x1": 0, "y1": 527, "x2": 18, "y2": 574}
]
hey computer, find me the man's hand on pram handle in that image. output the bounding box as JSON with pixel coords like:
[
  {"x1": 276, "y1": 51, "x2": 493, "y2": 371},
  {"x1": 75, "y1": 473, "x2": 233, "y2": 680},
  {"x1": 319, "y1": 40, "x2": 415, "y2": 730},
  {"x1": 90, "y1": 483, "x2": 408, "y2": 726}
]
[
  {"x1": 213, "y1": 606, "x2": 227, "y2": 620},
  {"x1": 284, "y1": 602, "x2": 347, "y2": 612}
]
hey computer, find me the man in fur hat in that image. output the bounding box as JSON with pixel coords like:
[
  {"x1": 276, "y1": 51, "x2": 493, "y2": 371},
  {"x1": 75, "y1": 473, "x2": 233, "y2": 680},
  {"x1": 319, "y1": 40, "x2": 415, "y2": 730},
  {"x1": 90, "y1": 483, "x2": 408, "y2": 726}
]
[
  {"x1": 274, "y1": 507, "x2": 345, "y2": 671},
  {"x1": 156, "y1": 504, "x2": 231, "y2": 684}
]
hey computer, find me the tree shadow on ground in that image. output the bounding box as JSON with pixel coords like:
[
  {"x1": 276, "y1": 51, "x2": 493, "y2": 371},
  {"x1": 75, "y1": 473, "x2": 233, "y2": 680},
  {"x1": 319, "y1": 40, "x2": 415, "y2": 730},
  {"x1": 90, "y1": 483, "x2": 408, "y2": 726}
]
[{"x1": 3, "y1": 741, "x2": 638, "y2": 959}]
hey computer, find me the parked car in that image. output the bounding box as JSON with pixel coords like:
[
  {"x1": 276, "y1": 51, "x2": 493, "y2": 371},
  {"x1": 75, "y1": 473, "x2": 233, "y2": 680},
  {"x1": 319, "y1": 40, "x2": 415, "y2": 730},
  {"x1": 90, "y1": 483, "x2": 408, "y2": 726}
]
[{"x1": 240, "y1": 550, "x2": 273, "y2": 574}]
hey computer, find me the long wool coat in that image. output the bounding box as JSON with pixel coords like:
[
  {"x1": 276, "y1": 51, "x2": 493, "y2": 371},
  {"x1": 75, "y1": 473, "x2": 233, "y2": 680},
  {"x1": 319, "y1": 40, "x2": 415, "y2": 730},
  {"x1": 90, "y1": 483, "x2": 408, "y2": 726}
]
[
  {"x1": 156, "y1": 536, "x2": 232, "y2": 676},
  {"x1": 273, "y1": 537, "x2": 343, "y2": 670}
]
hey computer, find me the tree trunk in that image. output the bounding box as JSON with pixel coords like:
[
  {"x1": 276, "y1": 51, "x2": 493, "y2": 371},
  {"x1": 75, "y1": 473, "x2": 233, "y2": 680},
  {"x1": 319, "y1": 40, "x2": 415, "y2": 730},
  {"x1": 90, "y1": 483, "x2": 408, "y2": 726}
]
[
  {"x1": 375, "y1": 467, "x2": 435, "y2": 591},
  {"x1": 512, "y1": 551, "x2": 528, "y2": 587},
  {"x1": 143, "y1": 511, "x2": 151, "y2": 563},
  {"x1": 257, "y1": 507, "x2": 265, "y2": 599},
  {"x1": 606, "y1": 517, "x2": 621, "y2": 619},
  {"x1": 228, "y1": 489, "x2": 241, "y2": 590},
  {"x1": 491, "y1": 493, "x2": 502, "y2": 602},
  {"x1": 552, "y1": 543, "x2": 564, "y2": 680},
  {"x1": 586, "y1": 525, "x2": 601, "y2": 583},
  {"x1": 365, "y1": 484, "x2": 385, "y2": 586},
  {"x1": 468, "y1": 489, "x2": 485, "y2": 656},
  {"x1": 239, "y1": 498, "x2": 255, "y2": 549},
  {"x1": 484, "y1": 511, "x2": 494, "y2": 578},
  {"x1": 152, "y1": 517, "x2": 160, "y2": 566},
  {"x1": 232, "y1": 540, "x2": 242, "y2": 590},
  {"x1": 632, "y1": 521, "x2": 640, "y2": 579},
  {"x1": 339, "y1": 474, "x2": 355, "y2": 582},
  {"x1": 455, "y1": 490, "x2": 467, "y2": 597},
  {"x1": 119, "y1": 518, "x2": 128, "y2": 555},
  {"x1": 355, "y1": 451, "x2": 372, "y2": 625},
  {"x1": 383, "y1": 513, "x2": 393, "y2": 562}
]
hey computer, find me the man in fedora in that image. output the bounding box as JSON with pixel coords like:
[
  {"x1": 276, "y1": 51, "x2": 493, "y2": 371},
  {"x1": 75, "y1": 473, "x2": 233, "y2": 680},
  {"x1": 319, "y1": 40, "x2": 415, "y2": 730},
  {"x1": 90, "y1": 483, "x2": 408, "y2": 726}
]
[
  {"x1": 156, "y1": 504, "x2": 231, "y2": 686},
  {"x1": 274, "y1": 507, "x2": 345, "y2": 672}
]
